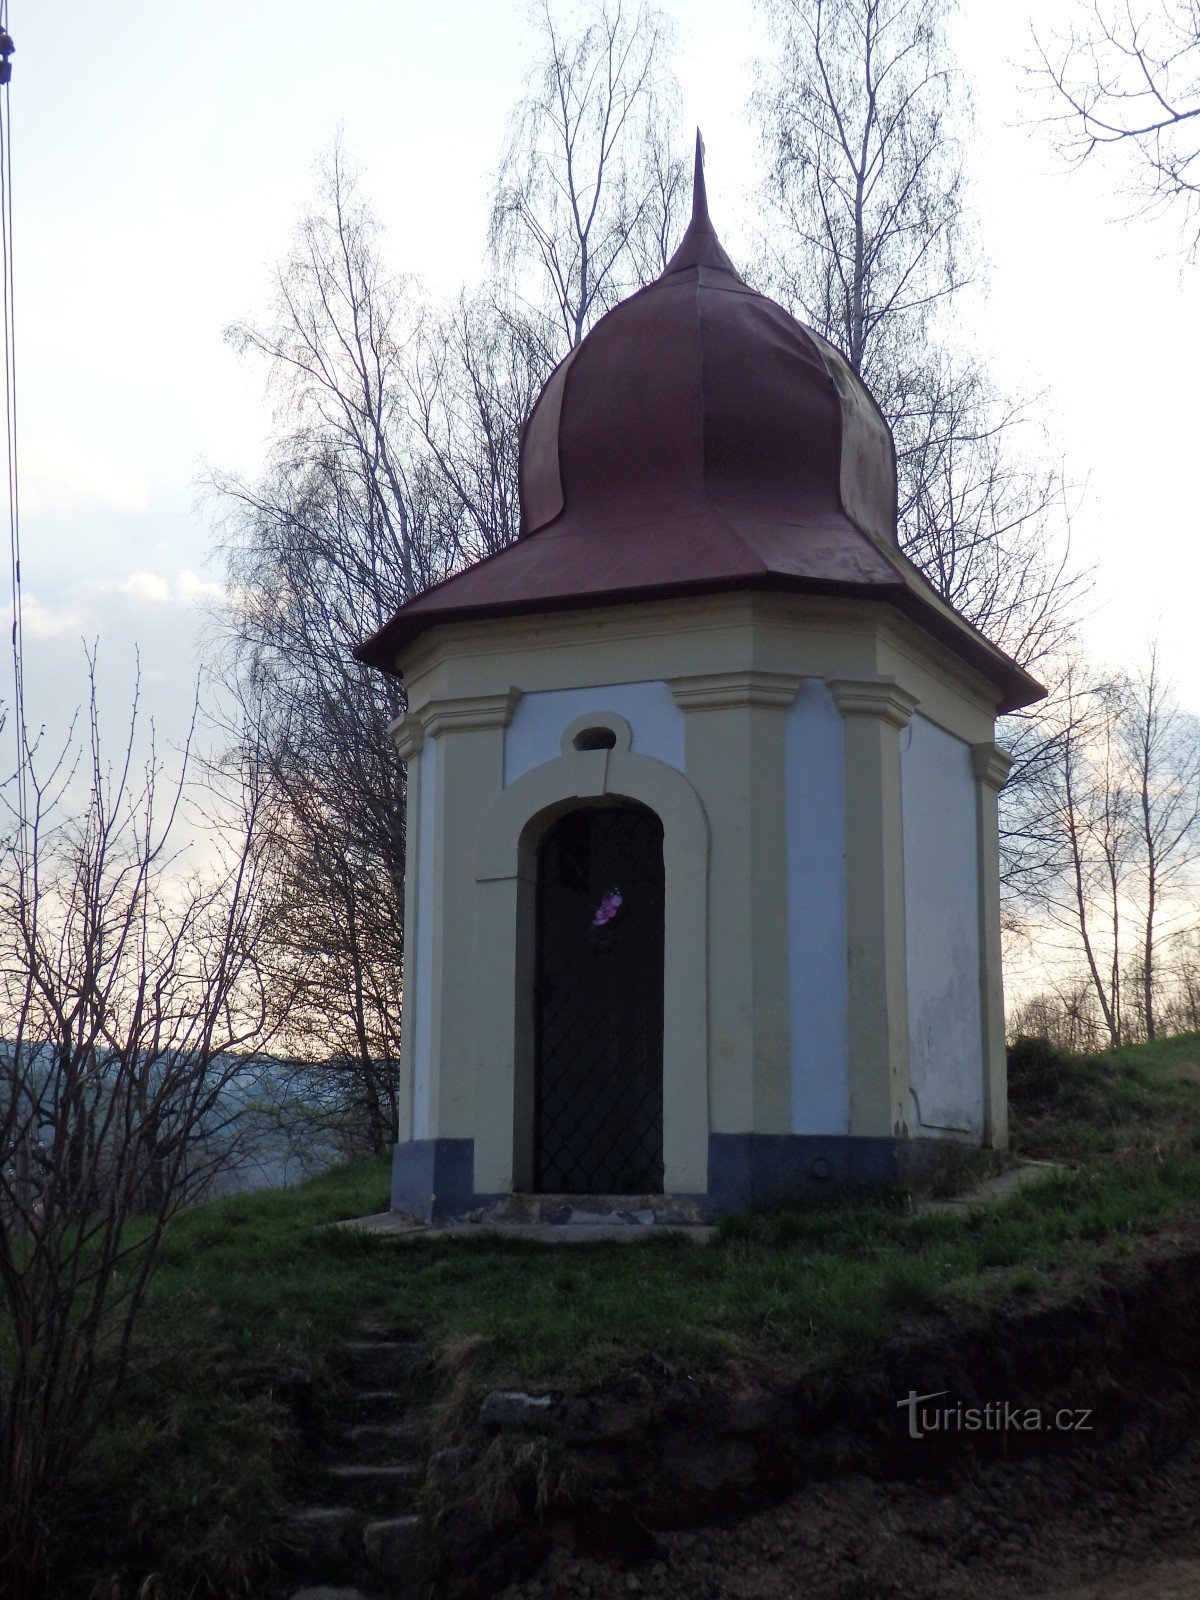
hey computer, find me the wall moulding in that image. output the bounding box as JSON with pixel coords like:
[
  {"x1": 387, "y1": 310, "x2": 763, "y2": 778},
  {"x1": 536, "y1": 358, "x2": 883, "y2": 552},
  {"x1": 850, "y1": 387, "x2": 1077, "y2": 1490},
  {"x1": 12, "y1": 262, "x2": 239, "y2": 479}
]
[
  {"x1": 667, "y1": 669, "x2": 803, "y2": 712},
  {"x1": 827, "y1": 675, "x2": 920, "y2": 730},
  {"x1": 389, "y1": 713, "x2": 424, "y2": 761},
  {"x1": 417, "y1": 687, "x2": 523, "y2": 739},
  {"x1": 970, "y1": 741, "x2": 1015, "y2": 792}
]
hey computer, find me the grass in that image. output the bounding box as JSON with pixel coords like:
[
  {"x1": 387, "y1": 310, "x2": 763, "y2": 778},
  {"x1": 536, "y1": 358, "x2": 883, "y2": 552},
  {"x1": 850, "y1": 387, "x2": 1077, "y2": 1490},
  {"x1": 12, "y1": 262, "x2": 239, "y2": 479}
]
[
  {"x1": 1008, "y1": 1029, "x2": 1200, "y2": 1164},
  {"x1": 43, "y1": 1030, "x2": 1200, "y2": 1595}
]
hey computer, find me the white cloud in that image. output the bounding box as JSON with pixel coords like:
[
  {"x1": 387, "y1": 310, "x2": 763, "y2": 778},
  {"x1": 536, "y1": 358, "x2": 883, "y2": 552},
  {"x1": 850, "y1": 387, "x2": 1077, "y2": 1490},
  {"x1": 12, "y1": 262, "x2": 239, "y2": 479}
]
[
  {"x1": 21, "y1": 590, "x2": 85, "y2": 639},
  {"x1": 175, "y1": 569, "x2": 225, "y2": 606},
  {"x1": 23, "y1": 431, "x2": 150, "y2": 516},
  {"x1": 20, "y1": 567, "x2": 227, "y2": 641},
  {"x1": 117, "y1": 571, "x2": 173, "y2": 605}
]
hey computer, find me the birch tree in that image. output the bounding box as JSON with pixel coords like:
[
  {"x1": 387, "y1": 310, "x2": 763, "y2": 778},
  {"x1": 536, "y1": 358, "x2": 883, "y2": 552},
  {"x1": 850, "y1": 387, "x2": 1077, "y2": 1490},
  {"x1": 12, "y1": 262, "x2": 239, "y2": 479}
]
[
  {"x1": 212, "y1": 9, "x2": 686, "y2": 1132},
  {"x1": 490, "y1": 0, "x2": 689, "y2": 353},
  {"x1": 1034, "y1": 645, "x2": 1200, "y2": 1046},
  {"x1": 1123, "y1": 643, "x2": 1200, "y2": 1038},
  {"x1": 753, "y1": 0, "x2": 1084, "y2": 677},
  {"x1": 1033, "y1": 1, "x2": 1200, "y2": 257}
]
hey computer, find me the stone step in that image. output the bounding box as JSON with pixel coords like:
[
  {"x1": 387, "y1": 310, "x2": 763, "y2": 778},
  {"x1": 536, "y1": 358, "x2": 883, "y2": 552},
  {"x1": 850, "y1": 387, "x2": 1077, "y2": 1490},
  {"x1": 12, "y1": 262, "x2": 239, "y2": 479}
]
[
  {"x1": 323, "y1": 1461, "x2": 421, "y2": 1513},
  {"x1": 481, "y1": 1191, "x2": 712, "y2": 1226},
  {"x1": 343, "y1": 1388, "x2": 411, "y2": 1418},
  {"x1": 343, "y1": 1340, "x2": 426, "y2": 1390},
  {"x1": 362, "y1": 1514, "x2": 422, "y2": 1580},
  {"x1": 286, "y1": 1505, "x2": 363, "y2": 1566},
  {"x1": 290, "y1": 1587, "x2": 375, "y2": 1600},
  {"x1": 343, "y1": 1419, "x2": 423, "y2": 1461}
]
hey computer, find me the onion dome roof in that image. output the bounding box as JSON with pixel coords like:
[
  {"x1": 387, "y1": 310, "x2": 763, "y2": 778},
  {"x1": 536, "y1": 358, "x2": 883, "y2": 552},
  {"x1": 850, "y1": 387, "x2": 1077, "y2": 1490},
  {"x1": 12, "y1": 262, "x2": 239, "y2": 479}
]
[{"x1": 356, "y1": 136, "x2": 1042, "y2": 715}]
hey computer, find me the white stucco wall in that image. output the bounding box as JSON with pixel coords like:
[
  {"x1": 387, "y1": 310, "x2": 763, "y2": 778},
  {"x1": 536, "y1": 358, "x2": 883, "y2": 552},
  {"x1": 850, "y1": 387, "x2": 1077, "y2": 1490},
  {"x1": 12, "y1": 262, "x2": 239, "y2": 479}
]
[
  {"x1": 785, "y1": 680, "x2": 850, "y2": 1134},
  {"x1": 503, "y1": 681, "x2": 686, "y2": 785},
  {"x1": 412, "y1": 748, "x2": 437, "y2": 1140},
  {"x1": 901, "y1": 714, "x2": 984, "y2": 1137}
]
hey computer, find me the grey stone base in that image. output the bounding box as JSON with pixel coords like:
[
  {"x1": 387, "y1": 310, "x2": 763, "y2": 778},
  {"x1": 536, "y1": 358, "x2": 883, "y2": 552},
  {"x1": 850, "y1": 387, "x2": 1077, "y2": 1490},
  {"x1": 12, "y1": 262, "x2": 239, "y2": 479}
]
[
  {"x1": 391, "y1": 1138, "x2": 485, "y2": 1222},
  {"x1": 704, "y1": 1132, "x2": 953, "y2": 1214},
  {"x1": 391, "y1": 1133, "x2": 965, "y2": 1222}
]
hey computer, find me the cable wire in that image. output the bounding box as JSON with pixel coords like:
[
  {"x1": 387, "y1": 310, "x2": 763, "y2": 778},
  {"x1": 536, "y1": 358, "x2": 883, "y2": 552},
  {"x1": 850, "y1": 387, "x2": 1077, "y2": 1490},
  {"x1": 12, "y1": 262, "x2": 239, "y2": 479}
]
[{"x1": 0, "y1": 0, "x2": 25, "y2": 848}]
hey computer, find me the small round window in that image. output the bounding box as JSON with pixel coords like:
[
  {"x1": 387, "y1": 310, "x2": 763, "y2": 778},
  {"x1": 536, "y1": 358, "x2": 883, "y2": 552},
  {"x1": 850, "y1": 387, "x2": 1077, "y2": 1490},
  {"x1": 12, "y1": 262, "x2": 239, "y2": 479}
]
[{"x1": 573, "y1": 726, "x2": 618, "y2": 751}]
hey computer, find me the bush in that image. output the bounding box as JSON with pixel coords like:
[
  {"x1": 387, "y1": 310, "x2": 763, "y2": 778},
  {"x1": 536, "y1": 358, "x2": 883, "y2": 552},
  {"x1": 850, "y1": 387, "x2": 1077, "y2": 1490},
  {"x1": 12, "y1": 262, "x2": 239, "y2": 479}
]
[{"x1": 1007, "y1": 1035, "x2": 1075, "y2": 1104}]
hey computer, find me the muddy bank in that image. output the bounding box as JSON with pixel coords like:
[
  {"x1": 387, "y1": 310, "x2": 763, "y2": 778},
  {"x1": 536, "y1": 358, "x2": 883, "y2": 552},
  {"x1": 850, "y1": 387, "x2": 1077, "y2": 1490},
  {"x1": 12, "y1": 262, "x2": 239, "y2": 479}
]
[{"x1": 440, "y1": 1242, "x2": 1200, "y2": 1596}]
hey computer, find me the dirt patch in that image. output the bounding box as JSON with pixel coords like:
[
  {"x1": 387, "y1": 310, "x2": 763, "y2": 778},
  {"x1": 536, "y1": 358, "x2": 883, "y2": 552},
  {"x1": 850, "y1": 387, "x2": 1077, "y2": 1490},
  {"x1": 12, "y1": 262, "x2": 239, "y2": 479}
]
[
  {"x1": 502, "y1": 1434, "x2": 1200, "y2": 1600},
  {"x1": 441, "y1": 1232, "x2": 1200, "y2": 1598}
]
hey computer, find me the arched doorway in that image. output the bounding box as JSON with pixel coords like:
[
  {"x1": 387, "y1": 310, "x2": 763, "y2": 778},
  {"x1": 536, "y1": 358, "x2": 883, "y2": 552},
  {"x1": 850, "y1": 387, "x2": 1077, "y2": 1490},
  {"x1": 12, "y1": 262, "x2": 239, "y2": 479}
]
[{"x1": 534, "y1": 802, "x2": 665, "y2": 1194}]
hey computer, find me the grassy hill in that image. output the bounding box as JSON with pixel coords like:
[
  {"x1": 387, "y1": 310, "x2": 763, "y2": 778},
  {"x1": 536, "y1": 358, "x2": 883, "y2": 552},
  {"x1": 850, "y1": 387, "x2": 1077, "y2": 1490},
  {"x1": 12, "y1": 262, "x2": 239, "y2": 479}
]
[{"x1": 47, "y1": 1030, "x2": 1200, "y2": 1595}]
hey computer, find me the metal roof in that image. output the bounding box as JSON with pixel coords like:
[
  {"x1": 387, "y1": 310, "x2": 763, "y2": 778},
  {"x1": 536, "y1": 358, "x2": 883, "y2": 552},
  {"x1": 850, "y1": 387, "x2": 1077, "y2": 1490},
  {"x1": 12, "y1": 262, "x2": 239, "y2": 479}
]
[{"x1": 356, "y1": 138, "x2": 1043, "y2": 715}]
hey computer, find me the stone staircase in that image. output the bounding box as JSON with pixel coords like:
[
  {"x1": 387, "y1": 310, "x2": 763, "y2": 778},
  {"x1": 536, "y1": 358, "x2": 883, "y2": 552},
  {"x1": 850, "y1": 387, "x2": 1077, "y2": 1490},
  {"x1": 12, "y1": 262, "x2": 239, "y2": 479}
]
[{"x1": 284, "y1": 1326, "x2": 428, "y2": 1600}]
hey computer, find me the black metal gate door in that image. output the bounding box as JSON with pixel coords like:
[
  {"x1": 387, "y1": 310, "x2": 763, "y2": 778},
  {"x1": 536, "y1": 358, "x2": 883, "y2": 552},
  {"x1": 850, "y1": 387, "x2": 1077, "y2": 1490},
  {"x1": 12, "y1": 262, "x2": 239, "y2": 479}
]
[{"x1": 534, "y1": 804, "x2": 665, "y2": 1194}]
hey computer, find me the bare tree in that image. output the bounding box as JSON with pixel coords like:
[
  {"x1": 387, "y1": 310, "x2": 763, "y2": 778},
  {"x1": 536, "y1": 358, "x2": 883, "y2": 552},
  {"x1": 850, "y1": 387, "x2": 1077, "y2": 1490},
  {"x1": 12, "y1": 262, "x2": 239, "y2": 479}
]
[
  {"x1": 213, "y1": 147, "x2": 433, "y2": 1150},
  {"x1": 754, "y1": 0, "x2": 1085, "y2": 668},
  {"x1": 1161, "y1": 924, "x2": 1200, "y2": 1032},
  {"x1": 224, "y1": 141, "x2": 434, "y2": 607},
  {"x1": 1008, "y1": 979, "x2": 1110, "y2": 1053},
  {"x1": 1037, "y1": 658, "x2": 1131, "y2": 1045},
  {"x1": 410, "y1": 290, "x2": 556, "y2": 565},
  {"x1": 1028, "y1": 644, "x2": 1200, "y2": 1047},
  {"x1": 1033, "y1": 1, "x2": 1200, "y2": 256},
  {"x1": 208, "y1": 455, "x2": 408, "y2": 1154},
  {"x1": 894, "y1": 354, "x2": 1082, "y2": 674},
  {"x1": 1122, "y1": 642, "x2": 1200, "y2": 1037},
  {"x1": 754, "y1": 0, "x2": 969, "y2": 377},
  {"x1": 490, "y1": 0, "x2": 688, "y2": 353},
  {"x1": 753, "y1": 0, "x2": 1091, "y2": 916},
  {"x1": 213, "y1": 8, "x2": 689, "y2": 1135},
  {"x1": 0, "y1": 667, "x2": 277, "y2": 1596},
  {"x1": 213, "y1": 169, "x2": 548, "y2": 1151}
]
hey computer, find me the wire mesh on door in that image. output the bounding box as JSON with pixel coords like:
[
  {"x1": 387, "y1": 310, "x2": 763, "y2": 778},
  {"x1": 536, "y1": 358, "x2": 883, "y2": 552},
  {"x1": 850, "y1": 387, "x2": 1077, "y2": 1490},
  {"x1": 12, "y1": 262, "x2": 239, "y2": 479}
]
[{"x1": 534, "y1": 804, "x2": 665, "y2": 1195}]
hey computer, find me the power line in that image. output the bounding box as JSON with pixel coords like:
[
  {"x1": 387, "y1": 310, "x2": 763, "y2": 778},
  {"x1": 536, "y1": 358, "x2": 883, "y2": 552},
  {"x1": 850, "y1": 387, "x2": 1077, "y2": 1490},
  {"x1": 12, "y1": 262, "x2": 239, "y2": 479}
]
[{"x1": 0, "y1": 8, "x2": 24, "y2": 845}]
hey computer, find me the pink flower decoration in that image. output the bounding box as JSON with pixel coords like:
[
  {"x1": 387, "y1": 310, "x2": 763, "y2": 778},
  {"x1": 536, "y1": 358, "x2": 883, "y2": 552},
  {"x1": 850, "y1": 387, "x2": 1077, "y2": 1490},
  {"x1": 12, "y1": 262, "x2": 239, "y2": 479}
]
[{"x1": 591, "y1": 888, "x2": 623, "y2": 927}]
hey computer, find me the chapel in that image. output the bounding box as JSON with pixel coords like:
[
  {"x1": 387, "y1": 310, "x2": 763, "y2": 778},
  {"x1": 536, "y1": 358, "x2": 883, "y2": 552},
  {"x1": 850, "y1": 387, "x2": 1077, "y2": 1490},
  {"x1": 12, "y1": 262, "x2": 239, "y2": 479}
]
[{"x1": 355, "y1": 140, "x2": 1043, "y2": 1221}]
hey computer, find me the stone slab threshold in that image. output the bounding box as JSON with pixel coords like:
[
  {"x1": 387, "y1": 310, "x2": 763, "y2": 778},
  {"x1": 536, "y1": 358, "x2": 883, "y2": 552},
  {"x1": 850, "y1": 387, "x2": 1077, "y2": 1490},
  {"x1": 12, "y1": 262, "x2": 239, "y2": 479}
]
[
  {"x1": 331, "y1": 1162, "x2": 1064, "y2": 1244},
  {"x1": 337, "y1": 1190, "x2": 716, "y2": 1243}
]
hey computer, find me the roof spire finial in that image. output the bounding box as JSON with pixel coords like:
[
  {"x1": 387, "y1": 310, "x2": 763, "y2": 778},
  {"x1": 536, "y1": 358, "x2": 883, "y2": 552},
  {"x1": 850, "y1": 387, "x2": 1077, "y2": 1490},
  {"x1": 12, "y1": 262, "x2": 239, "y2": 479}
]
[
  {"x1": 661, "y1": 130, "x2": 742, "y2": 280},
  {"x1": 693, "y1": 128, "x2": 708, "y2": 223}
]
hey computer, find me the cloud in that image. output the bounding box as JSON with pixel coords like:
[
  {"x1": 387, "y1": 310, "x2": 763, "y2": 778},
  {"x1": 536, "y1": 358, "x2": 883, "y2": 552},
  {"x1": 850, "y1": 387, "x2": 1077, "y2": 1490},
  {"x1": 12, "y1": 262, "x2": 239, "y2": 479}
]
[
  {"x1": 21, "y1": 590, "x2": 86, "y2": 639},
  {"x1": 117, "y1": 571, "x2": 173, "y2": 605},
  {"x1": 23, "y1": 432, "x2": 150, "y2": 515},
  {"x1": 175, "y1": 570, "x2": 225, "y2": 606},
  {"x1": 20, "y1": 567, "x2": 227, "y2": 639}
]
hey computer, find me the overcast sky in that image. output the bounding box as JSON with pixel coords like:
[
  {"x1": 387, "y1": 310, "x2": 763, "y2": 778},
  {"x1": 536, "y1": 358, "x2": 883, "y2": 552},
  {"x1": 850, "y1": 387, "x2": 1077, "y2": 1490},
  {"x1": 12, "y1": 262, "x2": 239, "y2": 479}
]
[{"x1": 10, "y1": 0, "x2": 1200, "y2": 765}]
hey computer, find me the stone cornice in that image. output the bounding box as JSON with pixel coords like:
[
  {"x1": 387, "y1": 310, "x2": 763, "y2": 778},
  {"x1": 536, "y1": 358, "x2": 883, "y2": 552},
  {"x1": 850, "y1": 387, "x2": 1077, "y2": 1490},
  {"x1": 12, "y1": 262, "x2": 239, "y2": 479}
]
[
  {"x1": 827, "y1": 676, "x2": 920, "y2": 730},
  {"x1": 970, "y1": 741, "x2": 1014, "y2": 792},
  {"x1": 667, "y1": 669, "x2": 802, "y2": 712},
  {"x1": 417, "y1": 687, "x2": 523, "y2": 740},
  {"x1": 389, "y1": 713, "x2": 424, "y2": 761},
  {"x1": 398, "y1": 592, "x2": 881, "y2": 683}
]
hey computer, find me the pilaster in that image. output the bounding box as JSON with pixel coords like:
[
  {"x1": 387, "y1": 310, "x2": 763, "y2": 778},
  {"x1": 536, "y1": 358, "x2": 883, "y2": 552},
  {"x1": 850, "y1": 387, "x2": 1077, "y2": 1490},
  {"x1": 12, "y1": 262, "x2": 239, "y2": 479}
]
[
  {"x1": 669, "y1": 670, "x2": 800, "y2": 1135},
  {"x1": 411, "y1": 689, "x2": 520, "y2": 1141},
  {"x1": 388, "y1": 712, "x2": 422, "y2": 1143},
  {"x1": 827, "y1": 676, "x2": 919, "y2": 1138},
  {"x1": 971, "y1": 741, "x2": 1014, "y2": 1148}
]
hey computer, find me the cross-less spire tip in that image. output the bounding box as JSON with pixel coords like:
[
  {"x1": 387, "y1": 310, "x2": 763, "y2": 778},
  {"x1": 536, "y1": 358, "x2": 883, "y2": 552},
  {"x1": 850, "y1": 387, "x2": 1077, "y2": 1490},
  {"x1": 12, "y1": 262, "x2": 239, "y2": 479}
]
[
  {"x1": 693, "y1": 128, "x2": 708, "y2": 222},
  {"x1": 661, "y1": 129, "x2": 742, "y2": 279}
]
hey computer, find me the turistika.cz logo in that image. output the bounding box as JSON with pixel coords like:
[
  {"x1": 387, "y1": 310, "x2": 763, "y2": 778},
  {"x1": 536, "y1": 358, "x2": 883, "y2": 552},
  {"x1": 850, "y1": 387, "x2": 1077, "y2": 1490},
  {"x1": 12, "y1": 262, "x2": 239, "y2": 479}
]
[{"x1": 896, "y1": 1389, "x2": 1094, "y2": 1441}]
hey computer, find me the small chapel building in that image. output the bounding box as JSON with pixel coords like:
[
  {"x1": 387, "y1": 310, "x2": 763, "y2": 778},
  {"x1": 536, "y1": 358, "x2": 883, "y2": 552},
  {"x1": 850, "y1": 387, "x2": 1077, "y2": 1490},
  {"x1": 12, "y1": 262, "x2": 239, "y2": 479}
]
[{"x1": 356, "y1": 145, "x2": 1044, "y2": 1222}]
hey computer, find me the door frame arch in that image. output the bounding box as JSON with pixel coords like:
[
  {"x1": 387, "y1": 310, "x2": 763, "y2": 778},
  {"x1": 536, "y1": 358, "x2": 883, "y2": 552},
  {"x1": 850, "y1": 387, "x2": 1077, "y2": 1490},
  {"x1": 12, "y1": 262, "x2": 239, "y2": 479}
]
[
  {"x1": 533, "y1": 799, "x2": 666, "y2": 1195},
  {"x1": 474, "y1": 742, "x2": 710, "y2": 1196}
]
